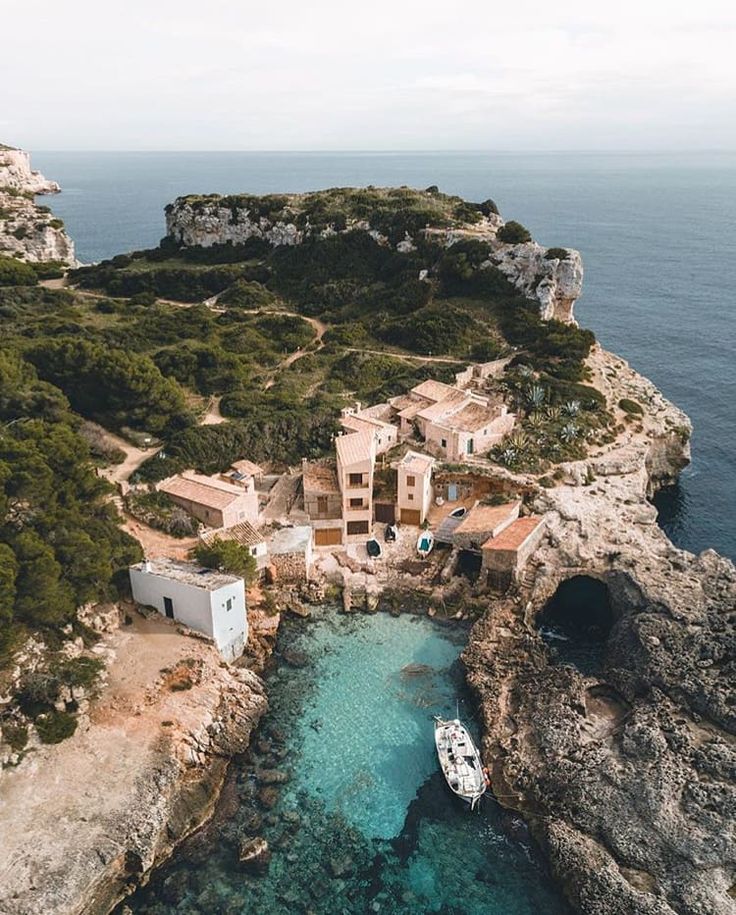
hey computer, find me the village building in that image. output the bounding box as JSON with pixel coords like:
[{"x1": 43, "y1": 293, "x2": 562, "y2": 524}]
[
  {"x1": 339, "y1": 402, "x2": 399, "y2": 455},
  {"x1": 199, "y1": 520, "x2": 269, "y2": 572},
  {"x1": 229, "y1": 459, "x2": 264, "y2": 483},
  {"x1": 128, "y1": 559, "x2": 247, "y2": 661},
  {"x1": 389, "y1": 378, "x2": 515, "y2": 461},
  {"x1": 268, "y1": 525, "x2": 313, "y2": 582},
  {"x1": 482, "y1": 515, "x2": 546, "y2": 586},
  {"x1": 302, "y1": 460, "x2": 343, "y2": 547},
  {"x1": 451, "y1": 500, "x2": 521, "y2": 551},
  {"x1": 157, "y1": 470, "x2": 259, "y2": 529},
  {"x1": 336, "y1": 429, "x2": 376, "y2": 542},
  {"x1": 396, "y1": 450, "x2": 434, "y2": 525}
]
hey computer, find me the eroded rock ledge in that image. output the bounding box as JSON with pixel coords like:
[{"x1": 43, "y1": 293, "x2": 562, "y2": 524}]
[
  {"x1": 464, "y1": 347, "x2": 736, "y2": 915},
  {"x1": 0, "y1": 611, "x2": 267, "y2": 915}
]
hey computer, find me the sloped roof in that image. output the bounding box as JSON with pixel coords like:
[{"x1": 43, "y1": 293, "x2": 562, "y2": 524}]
[
  {"x1": 303, "y1": 461, "x2": 340, "y2": 494},
  {"x1": 400, "y1": 450, "x2": 434, "y2": 475},
  {"x1": 231, "y1": 459, "x2": 263, "y2": 477},
  {"x1": 482, "y1": 516, "x2": 545, "y2": 551},
  {"x1": 335, "y1": 430, "x2": 374, "y2": 467},
  {"x1": 411, "y1": 379, "x2": 462, "y2": 403},
  {"x1": 158, "y1": 473, "x2": 246, "y2": 510},
  {"x1": 454, "y1": 501, "x2": 520, "y2": 534},
  {"x1": 200, "y1": 520, "x2": 265, "y2": 548},
  {"x1": 442, "y1": 400, "x2": 502, "y2": 433}
]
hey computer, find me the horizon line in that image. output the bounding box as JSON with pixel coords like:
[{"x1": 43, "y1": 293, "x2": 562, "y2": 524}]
[{"x1": 28, "y1": 147, "x2": 736, "y2": 155}]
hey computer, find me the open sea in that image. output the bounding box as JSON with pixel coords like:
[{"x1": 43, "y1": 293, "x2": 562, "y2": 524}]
[{"x1": 34, "y1": 150, "x2": 736, "y2": 561}]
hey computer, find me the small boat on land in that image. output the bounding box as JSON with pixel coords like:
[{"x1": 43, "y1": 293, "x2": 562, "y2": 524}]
[
  {"x1": 417, "y1": 530, "x2": 434, "y2": 558},
  {"x1": 366, "y1": 537, "x2": 382, "y2": 559},
  {"x1": 434, "y1": 716, "x2": 487, "y2": 809},
  {"x1": 449, "y1": 506, "x2": 467, "y2": 519}
]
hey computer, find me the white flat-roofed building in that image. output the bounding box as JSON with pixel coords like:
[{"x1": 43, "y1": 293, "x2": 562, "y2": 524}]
[{"x1": 129, "y1": 559, "x2": 247, "y2": 661}]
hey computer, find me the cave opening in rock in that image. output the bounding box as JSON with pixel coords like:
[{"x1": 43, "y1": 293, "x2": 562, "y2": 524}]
[{"x1": 538, "y1": 576, "x2": 615, "y2": 673}]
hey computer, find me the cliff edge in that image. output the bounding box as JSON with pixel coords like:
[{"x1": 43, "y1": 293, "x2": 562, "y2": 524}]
[
  {"x1": 0, "y1": 145, "x2": 76, "y2": 265},
  {"x1": 464, "y1": 345, "x2": 736, "y2": 915}
]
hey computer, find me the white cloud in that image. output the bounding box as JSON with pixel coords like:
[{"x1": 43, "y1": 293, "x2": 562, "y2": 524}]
[{"x1": 2, "y1": 0, "x2": 735, "y2": 149}]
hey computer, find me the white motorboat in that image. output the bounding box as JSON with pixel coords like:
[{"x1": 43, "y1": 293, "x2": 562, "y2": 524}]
[
  {"x1": 434, "y1": 716, "x2": 487, "y2": 809},
  {"x1": 417, "y1": 530, "x2": 434, "y2": 558}
]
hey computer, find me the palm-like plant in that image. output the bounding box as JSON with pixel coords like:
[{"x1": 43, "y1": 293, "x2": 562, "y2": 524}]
[
  {"x1": 506, "y1": 430, "x2": 530, "y2": 451},
  {"x1": 545, "y1": 405, "x2": 561, "y2": 422},
  {"x1": 517, "y1": 365, "x2": 535, "y2": 380},
  {"x1": 562, "y1": 400, "x2": 581, "y2": 417},
  {"x1": 560, "y1": 422, "x2": 580, "y2": 443}
]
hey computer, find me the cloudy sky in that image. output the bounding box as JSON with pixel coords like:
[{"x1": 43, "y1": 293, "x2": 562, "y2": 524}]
[{"x1": 3, "y1": 0, "x2": 736, "y2": 150}]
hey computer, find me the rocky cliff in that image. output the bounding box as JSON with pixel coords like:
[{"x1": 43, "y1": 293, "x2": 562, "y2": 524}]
[
  {"x1": 0, "y1": 610, "x2": 267, "y2": 915},
  {"x1": 165, "y1": 187, "x2": 583, "y2": 322},
  {"x1": 0, "y1": 144, "x2": 76, "y2": 265},
  {"x1": 463, "y1": 345, "x2": 736, "y2": 915}
]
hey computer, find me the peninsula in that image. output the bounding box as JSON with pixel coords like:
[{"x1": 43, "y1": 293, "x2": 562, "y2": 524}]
[{"x1": 0, "y1": 158, "x2": 733, "y2": 915}]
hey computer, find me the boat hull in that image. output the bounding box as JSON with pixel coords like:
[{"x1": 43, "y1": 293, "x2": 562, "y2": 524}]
[{"x1": 434, "y1": 717, "x2": 486, "y2": 809}]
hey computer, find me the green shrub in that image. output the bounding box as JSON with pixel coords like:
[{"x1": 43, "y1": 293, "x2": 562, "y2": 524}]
[
  {"x1": 1, "y1": 720, "x2": 29, "y2": 751},
  {"x1": 35, "y1": 709, "x2": 77, "y2": 744},
  {"x1": 53, "y1": 655, "x2": 104, "y2": 690},
  {"x1": 497, "y1": 221, "x2": 532, "y2": 244},
  {"x1": 618, "y1": 398, "x2": 643, "y2": 415},
  {"x1": 544, "y1": 247, "x2": 569, "y2": 261},
  {"x1": 0, "y1": 255, "x2": 38, "y2": 287},
  {"x1": 193, "y1": 538, "x2": 257, "y2": 584}
]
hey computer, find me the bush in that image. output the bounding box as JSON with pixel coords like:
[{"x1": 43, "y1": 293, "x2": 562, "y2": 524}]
[
  {"x1": 35, "y1": 709, "x2": 77, "y2": 744},
  {"x1": 0, "y1": 255, "x2": 38, "y2": 287},
  {"x1": 219, "y1": 279, "x2": 276, "y2": 308},
  {"x1": 619, "y1": 397, "x2": 643, "y2": 415},
  {"x1": 2, "y1": 720, "x2": 29, "y2": 751},
  {"x1": 53, "y1": 655, "x2": 105, "y2": 690},
  {"x1": 497, "y1": 221, "x2": 532, "y2": 244},
  {"x1": 193, "y1": 538, "x2": 257, "y2": 584},
  {"x1": 544, "y1": 247, "x2": 569, "y2": 261},
  {"x1": 125, "y1": 490, "x2": 198, "y2": 537}
]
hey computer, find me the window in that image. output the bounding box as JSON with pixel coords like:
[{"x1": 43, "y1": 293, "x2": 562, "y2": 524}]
[
  {"x1": 348, "y1": 472, "x2": 363, "y2": 486},
  {"x1": 250, "y1": 547, "x2": 258, "y2": 556},
  {"x1": 441, "y1": 438, "x2": 447, "y2": 448},
  {"x1": 347, "y1": 520, "x2": 369, "y2": 535},
  {"x1": 408, "y1": 493, "x2": 414, "y2": 501},
  {"x1": 226, "y1": 597, "x2": 233, "y2": 612},
  {"x1": 349, "y1": 497, "x2": 363, "y2": 508},
  {"x1": 406, "y1": 475, "x2": 416, "y2": 487},
  {"x1": 317, "y1": 495, "x2": 329, "y2": 514}
]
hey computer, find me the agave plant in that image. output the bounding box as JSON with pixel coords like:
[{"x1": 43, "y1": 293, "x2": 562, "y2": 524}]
[
  {"x1": 499, "y1": 447, "x2": 518, "y2": 467},
  {"x1": 562, "y1": 400, "x2": 581, "y2": 417},
  {"x1": 506, "y1": 430, "x2": 530, "y2": 451},
  {"x1": 526, "y1": 411, "x2": 546, "y2": 432},
  {"x1": 524, "y1": 383, "x2": 546, "y2": 410},
  {"x1": 560, "y1": 422, "x2": 580, "y2": 443},
  {"x1": 545, "y1": 405, "x2": 561, "y2": 422},
  {"x1": 517, "y1": 365, "x2": 535, "y2": 380}
]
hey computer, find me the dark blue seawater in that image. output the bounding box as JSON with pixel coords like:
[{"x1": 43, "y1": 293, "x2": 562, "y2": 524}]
[
  {"x1": 33, "y1": 150, "x2": 736, "y2": 560},
  {"x1": 121, "y1": 609, "x2": 570, "y2": 915}
]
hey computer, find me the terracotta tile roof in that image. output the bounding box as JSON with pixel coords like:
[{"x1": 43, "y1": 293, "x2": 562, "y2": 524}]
[
  {"x1": 230, "y1": 460, "x2": 263, "y2": 477},
  {"x1": 397, "y1": 400, "x2": 429, "y2": 421},
  {"x1": 441, "y1": 400, "x2": 502, "y2": 433},
  {"x1": 416, "y1": 390, "x2": 468, "y2": 422},
  {"x1": 400, "y1": 450, "x2": 434, "y2": 475},
  {"x1": 335, "y1": 430, "x2": 374, "y2": 467},
  {"x1": 411, "y1": 379, "x2": 462, "y2": 403},
  {"x1": 158, "y1": 473, "x2": 245, "y2": 510},
  {"x1": 200, "y1": 520, "x2": 265, "y2": 548},
  {"x1": 454, "y1": 501, "x2": 520, "y2": 534},
  {"x1": 482, "y1": 516, "x2": 545, "y2": 551},
  {"x1": 303, "y1": 461, "x2": 340, "y2": 494}
]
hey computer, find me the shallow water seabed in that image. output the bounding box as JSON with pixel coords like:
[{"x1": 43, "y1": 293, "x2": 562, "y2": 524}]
[{"x1": 123, "y1": 608, "x2": 570, "y2": 915}]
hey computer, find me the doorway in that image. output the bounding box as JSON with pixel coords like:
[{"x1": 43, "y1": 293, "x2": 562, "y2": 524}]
[{"x1": 163, "y1": 596, "x2": 174, "y2": 619}]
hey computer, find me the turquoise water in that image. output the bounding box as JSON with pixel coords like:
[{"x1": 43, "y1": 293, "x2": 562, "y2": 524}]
[
  {"x1": 32, "y1": 150, "x2": 736, "y2": 561},
  {"x1": 122, "y1": 609, "x2": 570, "y2": 914}
]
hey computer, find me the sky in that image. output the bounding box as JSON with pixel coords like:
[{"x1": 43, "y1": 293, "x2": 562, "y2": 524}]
[{"x1": 3, "y1": 0, "x2": 736, "y2": 151}]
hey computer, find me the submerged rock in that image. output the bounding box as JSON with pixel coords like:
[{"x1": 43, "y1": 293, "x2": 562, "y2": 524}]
[{"x1": 238, "y1": 836, "x2": 271, "y2": 874}]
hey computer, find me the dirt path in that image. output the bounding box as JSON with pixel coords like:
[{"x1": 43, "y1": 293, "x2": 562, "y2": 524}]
[
  {"x1": 201, "y1": 395, "x2": 226, "y2": 426},
  {"x1": 98, "y1": 430, "x2": 157, "y2": 487}
]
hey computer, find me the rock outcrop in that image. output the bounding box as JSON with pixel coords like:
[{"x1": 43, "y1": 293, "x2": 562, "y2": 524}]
[
  {"x1": 0, "y1": 144, "x2": 76, "y2": 265},
  {"x1": 0, "y1": 610, "x2": 267, "y2": 915},
  {"x1": 463, "y1": 345, "x2": 736, "y2": 915},
  {"x1": 164, "y1": 187, "x2": 582, "y2": 321}
]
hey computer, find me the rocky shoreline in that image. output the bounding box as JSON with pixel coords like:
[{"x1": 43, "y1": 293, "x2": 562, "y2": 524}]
[{"x1": 463, "y1": 347, "x2": 736, "y2": 915}]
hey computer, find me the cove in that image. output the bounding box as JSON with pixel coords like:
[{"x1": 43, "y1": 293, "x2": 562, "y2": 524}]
[{"x1": 123, "y1": 608, "x2": 571, "y2": 914}]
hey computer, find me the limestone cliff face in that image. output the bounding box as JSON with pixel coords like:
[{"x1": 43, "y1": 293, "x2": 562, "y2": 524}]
[
  {"x1": 165, "y1": 189, "x2": 583, "y2": 322},
  {"x1": 463, "y1": 346, "x2": 736, "y2": 915},
  {"x1": 0, "y1": 145, "x2": 76, "y2": 265}
]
